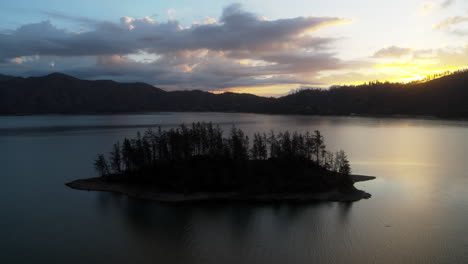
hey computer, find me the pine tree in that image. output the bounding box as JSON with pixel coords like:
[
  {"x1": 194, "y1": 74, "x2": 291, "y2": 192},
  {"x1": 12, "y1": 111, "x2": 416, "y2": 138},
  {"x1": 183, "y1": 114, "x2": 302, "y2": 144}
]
[
  {"x1": 110, "y1": 141, "x2": 122, "y2": 173},
  {"x1": 94, "y1": 154, "x2": 110, "y2": 177},
  {"x1": 251, "y1": 133, "x2": 267, "y2": 160},
  {"x1": 313, "y1": 130, "x2": 326, "y2": 165},
  {"x1": 335, "y1": 150, "x2": 351, "y2": 175},
  {"x1": 122, "y1": 138, "x2": 133, "y2": 171}
]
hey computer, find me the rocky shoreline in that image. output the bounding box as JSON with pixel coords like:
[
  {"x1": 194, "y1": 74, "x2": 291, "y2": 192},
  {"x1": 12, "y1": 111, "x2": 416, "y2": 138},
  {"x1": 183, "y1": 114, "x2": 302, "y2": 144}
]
[{"x1": 66, "y1": 175, "x2": 375, "y2": 203}]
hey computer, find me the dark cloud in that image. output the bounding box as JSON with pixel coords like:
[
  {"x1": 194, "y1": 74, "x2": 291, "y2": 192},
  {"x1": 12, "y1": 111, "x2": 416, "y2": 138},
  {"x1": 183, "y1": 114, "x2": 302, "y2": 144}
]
[
  {"x1": 0, "y1": 4, "x2": 353, "y2": 93},
  {"x1": 0, "y1": 4, "x2": 346, "y2": 59}
]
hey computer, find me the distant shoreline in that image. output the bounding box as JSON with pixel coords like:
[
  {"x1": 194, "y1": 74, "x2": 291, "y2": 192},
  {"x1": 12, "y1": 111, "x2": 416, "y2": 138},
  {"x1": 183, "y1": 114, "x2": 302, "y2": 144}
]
[
  {"x1": 2, "y1": 111, "x2": 467, "y2": 122},
  {"x1": 3, "y1": 70, "x2": 468, "y2": 119},
  {"x1": 66, "y1": 175, "x2": 376, "y2": 203}
]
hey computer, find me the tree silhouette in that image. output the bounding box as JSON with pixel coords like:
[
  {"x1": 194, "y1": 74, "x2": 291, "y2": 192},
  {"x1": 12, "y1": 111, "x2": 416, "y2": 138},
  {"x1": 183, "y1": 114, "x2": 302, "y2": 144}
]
[
  {"x1": 94, "y1": 154, "x2": 110, "y2": 177},
  {"x1": 92, "y1": 123, "x2": 353, "y2": 193},
  {"x1": 251, "y1": 133, "x2": 267, "y2": 160},
  {"x1": 335, "y1": 150, "x2": 351, "y2": 175},
  {"x1": 228, "y1": 126, "x2": 249, "y2": 160},
  {"x1": 110, "y1": 141, "x2": 122, "y2": 173},
  {"x1": 312, "y1": 130, "x2": 325, "y2": 165},
  {"x1": 122, "y1": 138, "x2": 133, "y2": 172}
]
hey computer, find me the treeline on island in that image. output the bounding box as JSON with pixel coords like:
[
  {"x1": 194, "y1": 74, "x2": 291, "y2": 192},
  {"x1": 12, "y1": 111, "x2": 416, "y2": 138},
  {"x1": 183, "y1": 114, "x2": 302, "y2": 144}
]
[{"x1": 93, "y1": 123, "x2": 352, "y2": 194}]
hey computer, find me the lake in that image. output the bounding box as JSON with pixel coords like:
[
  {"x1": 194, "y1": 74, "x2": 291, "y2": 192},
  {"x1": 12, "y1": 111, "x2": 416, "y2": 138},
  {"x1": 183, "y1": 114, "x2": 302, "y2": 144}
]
[{"x1": 1, "y1": 112, "x2": 468, "y2": 264}]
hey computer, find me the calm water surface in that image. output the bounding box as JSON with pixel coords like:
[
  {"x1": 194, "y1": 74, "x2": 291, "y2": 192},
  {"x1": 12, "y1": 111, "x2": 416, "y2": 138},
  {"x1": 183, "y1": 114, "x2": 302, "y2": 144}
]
[{"x1": 1, "y1": 112, "x2": 468, "y2": 264}]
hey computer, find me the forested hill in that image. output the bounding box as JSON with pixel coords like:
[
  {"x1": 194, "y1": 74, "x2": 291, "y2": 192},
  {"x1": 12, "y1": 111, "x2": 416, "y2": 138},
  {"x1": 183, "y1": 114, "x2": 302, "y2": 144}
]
[
  {"x1": 1, "y1": 70, "x2": 468, "y2": 118},
  {"x1": 0, "y1": 73, "x2": 273, "y2": 114},
  {"x1": 277, "y1": 70, "x2": 468, "y2": 117}
]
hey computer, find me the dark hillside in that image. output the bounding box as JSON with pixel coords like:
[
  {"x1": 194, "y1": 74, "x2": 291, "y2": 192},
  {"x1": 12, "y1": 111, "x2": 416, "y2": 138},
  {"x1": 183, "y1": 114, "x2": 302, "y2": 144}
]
[{"x1": 1, "y1": 70, "x2": 468, "y2": 118}]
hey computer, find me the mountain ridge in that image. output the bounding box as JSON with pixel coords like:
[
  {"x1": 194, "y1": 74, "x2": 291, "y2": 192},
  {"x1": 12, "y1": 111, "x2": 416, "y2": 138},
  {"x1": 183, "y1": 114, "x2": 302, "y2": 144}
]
[{"x1": 1, "y1": 71, "x2": 467, "y2": 118}]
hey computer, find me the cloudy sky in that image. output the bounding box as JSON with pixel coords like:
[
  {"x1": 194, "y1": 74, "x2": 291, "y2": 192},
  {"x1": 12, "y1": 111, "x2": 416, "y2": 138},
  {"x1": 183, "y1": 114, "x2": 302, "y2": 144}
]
[{"x1": 1, "y1": 0, "x2": 467, "y2": 96}]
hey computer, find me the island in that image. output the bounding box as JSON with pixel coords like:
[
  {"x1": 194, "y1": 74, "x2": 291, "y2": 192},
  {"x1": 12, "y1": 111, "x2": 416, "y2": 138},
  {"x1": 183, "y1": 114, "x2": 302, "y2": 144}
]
[{"x1": 66, "y1": 123, "x2": 375, "y2": 202}]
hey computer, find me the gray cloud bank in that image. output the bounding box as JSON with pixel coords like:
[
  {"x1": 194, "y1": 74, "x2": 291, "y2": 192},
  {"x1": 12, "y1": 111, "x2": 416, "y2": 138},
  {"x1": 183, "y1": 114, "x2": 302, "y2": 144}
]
[{"x1": 0, "y1": 4, "x2": 355, "y2": 92}]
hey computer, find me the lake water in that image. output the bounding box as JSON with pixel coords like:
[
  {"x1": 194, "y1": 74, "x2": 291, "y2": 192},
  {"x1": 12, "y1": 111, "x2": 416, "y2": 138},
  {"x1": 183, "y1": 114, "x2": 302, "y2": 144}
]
[{"x1": 1, "y1": 112, "x2": 468, "y2": 264}]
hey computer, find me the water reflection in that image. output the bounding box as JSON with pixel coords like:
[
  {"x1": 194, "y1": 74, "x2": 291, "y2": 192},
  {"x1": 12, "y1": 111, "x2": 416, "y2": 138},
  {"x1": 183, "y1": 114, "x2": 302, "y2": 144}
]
[
  {"x1": 95, "y1": 188, "x2": 361, "y2": 262},
  {"x1": 2, "y1": 113, "x2": 468, "y2": 263},
  {"x1": 337, "y1": 202, "x2": 353, "y2": 223},
  {"x1": 92, "y1": 190, "x2": 358, "y2": 263}
]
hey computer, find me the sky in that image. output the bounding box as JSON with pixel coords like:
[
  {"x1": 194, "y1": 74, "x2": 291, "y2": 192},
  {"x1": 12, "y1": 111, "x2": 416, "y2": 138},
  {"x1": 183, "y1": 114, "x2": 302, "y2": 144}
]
[{"x1": 0, "y1": 0, "x2": 467, "y2": 96}]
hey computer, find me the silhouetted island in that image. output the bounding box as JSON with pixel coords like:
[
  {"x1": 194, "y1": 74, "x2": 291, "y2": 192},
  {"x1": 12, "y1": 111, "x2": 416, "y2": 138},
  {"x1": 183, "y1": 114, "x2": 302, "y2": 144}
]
[{"x1": 67, "y1": 123, "x2": 375, "y2": 202}]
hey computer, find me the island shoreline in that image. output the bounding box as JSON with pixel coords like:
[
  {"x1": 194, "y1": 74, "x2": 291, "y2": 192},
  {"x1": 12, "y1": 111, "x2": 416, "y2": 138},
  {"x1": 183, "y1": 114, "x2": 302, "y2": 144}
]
[{"x1": 66, "y1": 175, "x2": 376, "y2": 203}]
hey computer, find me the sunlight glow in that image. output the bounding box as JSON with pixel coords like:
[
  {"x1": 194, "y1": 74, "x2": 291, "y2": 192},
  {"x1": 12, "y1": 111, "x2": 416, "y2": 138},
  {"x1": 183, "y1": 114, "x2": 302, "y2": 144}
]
[
  {"x1": 376, "y1": 62, "x2": 468, "y2": 83},
  {"x1": 332, "y1": 63, "x2": 468, "y2": 86},
  {"x1": 211, "y1": 84, "x2": 301, "y2": 97}
]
